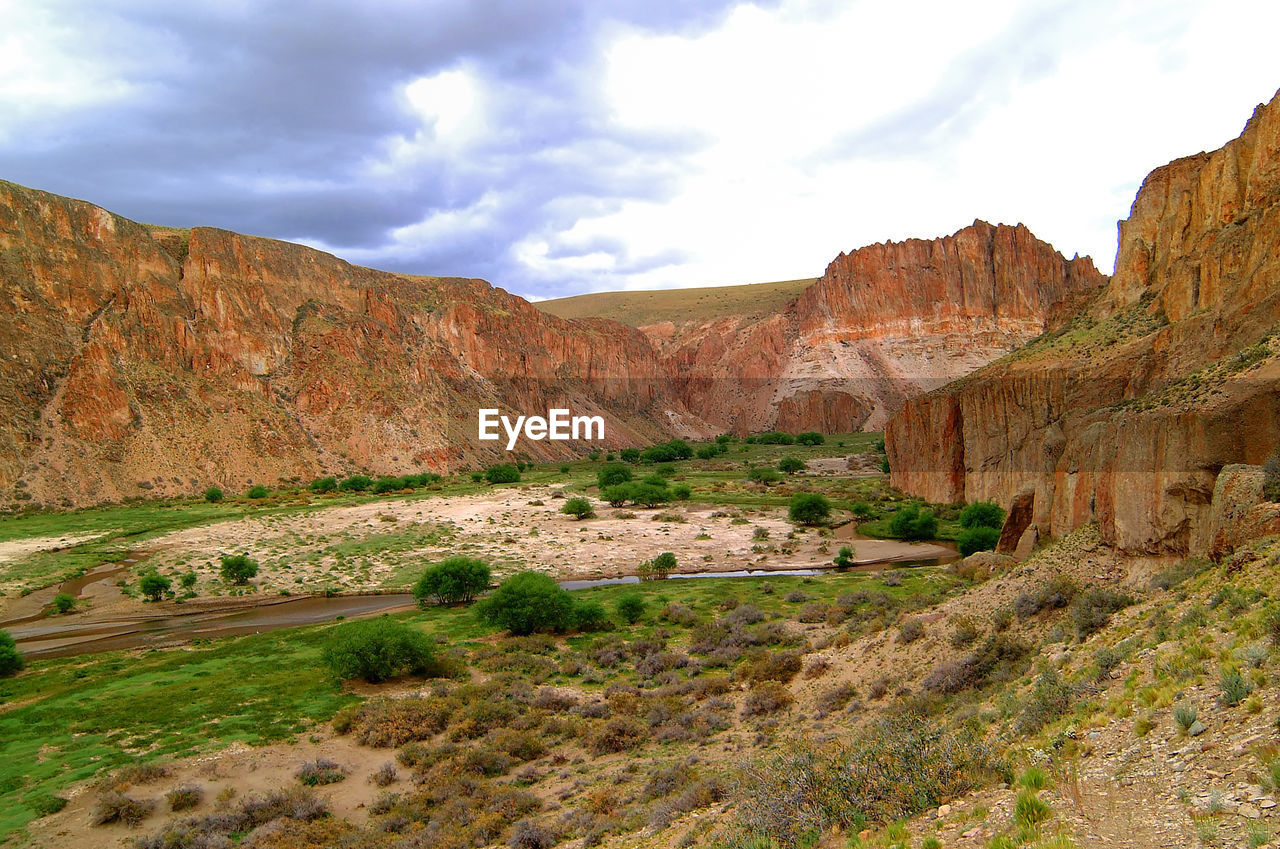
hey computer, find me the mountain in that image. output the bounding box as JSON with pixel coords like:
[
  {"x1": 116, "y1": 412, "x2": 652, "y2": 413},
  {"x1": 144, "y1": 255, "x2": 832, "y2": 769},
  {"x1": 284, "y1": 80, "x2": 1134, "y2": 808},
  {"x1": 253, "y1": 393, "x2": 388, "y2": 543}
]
[
  {"x1": 886, "y1": 87, "x2": 1280, "y2": 557},
  {"x1": 544, "y1": 222, "x2": 1104, "y2": 433},
  {"x1": 0, "y1": 181, "x2": 1099, "y2": 508}
]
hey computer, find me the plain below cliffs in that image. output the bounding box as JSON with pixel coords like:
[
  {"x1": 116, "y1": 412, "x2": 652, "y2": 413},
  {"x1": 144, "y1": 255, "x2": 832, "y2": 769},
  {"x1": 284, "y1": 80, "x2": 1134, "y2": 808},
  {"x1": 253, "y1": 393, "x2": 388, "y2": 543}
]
[{"x1": 886, "y1": 87, "x2": 1280, "y2": 557}]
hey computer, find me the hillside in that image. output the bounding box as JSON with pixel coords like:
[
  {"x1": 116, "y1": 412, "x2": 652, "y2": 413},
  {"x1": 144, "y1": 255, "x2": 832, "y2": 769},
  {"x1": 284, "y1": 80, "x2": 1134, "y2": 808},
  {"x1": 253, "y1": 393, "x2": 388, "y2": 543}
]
[
  {"x1": 887, "y1": 86, "x2": 1280, "y2": 557},
  {"x1": 536, "y1": 278, "x2": 818, "y2": 328}
]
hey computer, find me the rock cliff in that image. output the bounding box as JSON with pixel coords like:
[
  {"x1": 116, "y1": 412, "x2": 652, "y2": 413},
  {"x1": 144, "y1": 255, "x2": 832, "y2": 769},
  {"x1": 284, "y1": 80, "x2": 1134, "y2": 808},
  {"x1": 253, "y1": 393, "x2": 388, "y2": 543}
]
[{"x1": 886, "y1": 88, "x2": 1280, "y2": 556}]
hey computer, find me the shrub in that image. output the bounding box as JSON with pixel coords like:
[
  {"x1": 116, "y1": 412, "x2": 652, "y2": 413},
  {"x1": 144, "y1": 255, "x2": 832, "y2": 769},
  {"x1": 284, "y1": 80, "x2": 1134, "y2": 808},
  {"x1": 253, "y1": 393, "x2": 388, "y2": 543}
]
[
  {"x1": 203, "y1": 486, "x2": 224, "y2": 503},
  {"x1": 296, "y1": 758, "x2": 347, "y2": 786},
  {"x1": 219, "y1": 554, "x2": 259, "y2": 585},
  {"x1": 1014, "y1": 576, "x2": 1079, "y2": 619},
  {"x1": 631, "y1": 482, "x2": 672, "y2": 507},
  {"x1": 1018, "y1": 669, "x2": 1073, "y2": 734},
  {"x1": 0, "y1": 630, "x2": 24, "y2": 677},
  {"x1": 321, "y1": 617, "x2": 443, "y2": 683},
  {"x1": 620, "y1": 448, "x2": 641, "y2": 463},
  {"x1": 1173, "y1": 703, "x2": 1198, "y2": 733},
  {"x1": 671, "y1": 483, "x2": 692, "y2": 500},
  {"x1": 246, "y1": 484, "x2": 269, "y2": 499},
  {"x1": 371, "y1": 762, "x2": 398, "y2": 787},
  {"x1": 752, "y1": 431, "x2": 795, "y2": 445},
  {"x1": 414, "y1": 556, "x2": 491, "y2": 606},
  {"x1": 338, "y1": 474, "x2": 372, "y2": 492},
  {"x1": 572, "y1": 600, "x2": 610, "y2": 631},
  {"x1": 796, "y1": 432, "x2": 825, "y2": 445},
  {"x1": 778, "y1": 456, "x2": 805, "y2": 475},
  {"x1": 180, "y1": 572, "x2": 197, "y2": 590},
  {"x1": 959, "y1": 500, "x2": 1005, "y2": 530},
  {"x1": 833, "y1": 546, "x2": 855, "y2": 568},
  {"x1": 897, "y1": 618, "x2": 924, "y2": 644},
  {"x1": 747, "y1": 467, "x2": 782, "y2": 485},
  {"x1": 739, "y1": 650, "x2": 803, "y2": 683},
  {"x1": 373, "y1": 476, "x2": 407, "y2": 494},
  {"x1": 696, "y1": 445, "x2": 719, "y2": 460},
  {"x1": 139, "y1": 572, "x2": 172, "y2": 602},
  {"x1": 949, "y1": 614, "x2": 981, "y2": 648},
  {"x1": 957, "y1": 525, "x2": 1001, "y2": 556},
  {"x1": 51, "y1": 593, "x2": 76, "y2": 614},
  {"x1": 597, "y1": 464, "x2": 633, "y2": 488},
  {"x1": 815, "y1": 682, "x2": 858, "y2": 716},
  {"x1": 1069, "y1": 587, "x2": 1135, "y2": 640},
  {"x1": 641, "y1": 440, "x2": 694, "y2": 463},
  {"x1": 92, "y1": 791, "x2": 155, "y2": 826},
  {"x1": 165, "y1": 785, "x2": 202, "y2": 812},
  {"x1": 888, "y1": 502, "x2": 938, "y2": 540},
  {"x1": 589, "y1": 716, "x2": 646, "y2": 754},
  {"x1": 309, "y1": 476, "x2": 337, "y2": 493},
  {"x1": 476, "y1": 572, "x2": 575, "y2": 635},
  {"x1": 921, "y1": 633, "x2": 1032, "y2": 695},
  {"x1": 562, "y1": 496, "x2": 595, "y2": 519},
  {"x1": 643, "y1": 551, "x2": 677, "y2": 580},
  {"x1": 851, "y1": 502, "x2": 874, "y2": 519},
  {"x1": 509, "y1": 818, "x2": 555, "y2": 849},
  {"x1": 1220, "y1": 668, "x2": 1254, "y2": 706},
  {"x1": 600, "y1": 483, "x2": 635, "y2": 507},
  {"x1": 485, "y1": 464, "x2": 521, "y2": 484},
  {"x1": 788, "y1": 492, "x2": 831, "y2": 526},
  {"x1": 617, "y1": 594, "x2": 647, "y2": 624},
  {"x1": 742, "y1": 682, "x2": 794, "y2": 717}
]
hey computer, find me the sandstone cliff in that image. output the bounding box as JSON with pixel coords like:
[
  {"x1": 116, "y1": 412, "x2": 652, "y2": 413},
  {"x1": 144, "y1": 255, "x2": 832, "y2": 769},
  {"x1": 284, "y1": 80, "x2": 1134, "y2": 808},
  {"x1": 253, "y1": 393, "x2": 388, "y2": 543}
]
[
  {"x1": 886, "y1": 88, "x2": 1280, "y2": 556},
  {"x1": 0, "y1": 182, "x2": 684, "y2": 507},
  {"x1": 650, "y1": 221, "x2": 1105, "y2": 434}
]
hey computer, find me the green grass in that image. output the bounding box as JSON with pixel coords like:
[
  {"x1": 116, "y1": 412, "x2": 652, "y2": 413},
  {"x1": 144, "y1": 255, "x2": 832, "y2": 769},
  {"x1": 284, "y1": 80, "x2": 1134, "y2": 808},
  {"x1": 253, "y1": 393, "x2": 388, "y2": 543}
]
[{"x1": 0, "y1": 562, "x2": 964, "y2": 841}]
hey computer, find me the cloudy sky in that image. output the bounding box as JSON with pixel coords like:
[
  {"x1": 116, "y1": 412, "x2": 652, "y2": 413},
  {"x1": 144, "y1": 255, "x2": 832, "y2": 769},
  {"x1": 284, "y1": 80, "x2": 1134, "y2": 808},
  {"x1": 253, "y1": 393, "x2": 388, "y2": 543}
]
[{"x1": 2, "y1": 1, "x2": 1278, "y2": 300}]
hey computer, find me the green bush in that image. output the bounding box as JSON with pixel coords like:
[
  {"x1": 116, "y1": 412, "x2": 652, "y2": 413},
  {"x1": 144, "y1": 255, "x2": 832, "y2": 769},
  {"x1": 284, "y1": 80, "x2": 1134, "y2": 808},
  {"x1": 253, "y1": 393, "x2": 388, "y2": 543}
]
[
  {"x1": 959, "y1": 500, "x2": 1005, "y2": 530},
  {"x1": 484, "y1": 464, "x2": 521, "y2": 484},
  {"x1": 413, "y1": 556, "x2": 491, "y2": 606},
  {"x1": 957, "y1": 525, "x2": 1000, "y2": 556},
  {"x1": 778, "y1": 456, "x2": 806, "y2": 475},
  {"x1": 640, "y1": 440, "x2": 694, "y2": 463},
  {"x1": 888, "y1": 502, "x2": 938, "y2": 540},
  {"x1": 562, "y1": 496, "x2": 595, "y2": 519},
  {"x1": 619, "y1": 448, "x2": 641, "y2": 463},
  {"x1": 51, "y1": 593, "x2": 76, "y2": 614},
  {"x1": 833, "y1": 546, "x2": 855, "y2": 568},
  {"x1": 339, "y1": 474, "x2": 372, "y2": 492},
  {"x1": 1069, "y1": 587, "x2": 1135, "y2": 640},
  {"x1": 671, "y1": 483, "x2": 692, "y2": 500},
  {"x1": 203, "y1": 486, "x2": 224, "y2": 503},
  {"x1": 597, "y1": 464, "x2": 633, "y2": 488},
  {"x1": 321, "y1": 617, "x2": 443, "y2": 683},
  {"x1": 631, "y1": 482, "x2": 672, "y2": 507},
  {"x1": 600, "y1": 483, "x2": 635, "y2": 507},
  {"x1": 696, "y1": 445, "x2": 719, "y2": 460},
  {"x1": 220, "y1": 554, "x2": 259, "y2": 585},
  {"x1": 139, "y1": 572, "x2": 172, "y2": 602},
  {"x1": 246, "y1": 484, "x2": 269, "y2": 499},
  {"x1": 617, "y1": 593, "x2": 647, "y2": 624},
  {"x1": 476, "y1": 572, "x2": 574, "y2": 636},
  {"x1": 373, "y1": 476, "x2": 406, "y2": 494},
  {"x1": 0, "y1": 630, "x2": 24, "y2": 677},
  {"x1": 752, "y1": 431, "x2": 795, "y2": 445},
  {"x1": 748, "y1": 467, "x2": 782, "y2": 485},
  {"x1": 1220, "y1": 668, "x2": 1254, "y2": 706},
  {"x1": 796, "y1": 432, "x2": 825, "y2": 445},
  {"x1": 572, "y1": 600, "x2": 610, "y2": 631},
  {"x1": 788, "y1": 492, "x2": 831, "y2": 525},
  {"x1": 309, "y1": 476, "x2": 337, "y2": 493}
]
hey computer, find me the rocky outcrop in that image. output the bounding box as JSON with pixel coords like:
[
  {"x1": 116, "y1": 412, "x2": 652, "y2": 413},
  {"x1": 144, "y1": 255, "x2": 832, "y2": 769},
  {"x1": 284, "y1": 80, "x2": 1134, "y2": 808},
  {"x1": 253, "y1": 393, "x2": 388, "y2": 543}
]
[
  {"x1": 887, "y1": 88, "x2": 1280, "y2": 556},
  {"x1": 0, "y1": 181, "x2": 689, "y2": 507},
  {"x1": 654, "y1": 221, "x2": 1105, "y2": 434}
]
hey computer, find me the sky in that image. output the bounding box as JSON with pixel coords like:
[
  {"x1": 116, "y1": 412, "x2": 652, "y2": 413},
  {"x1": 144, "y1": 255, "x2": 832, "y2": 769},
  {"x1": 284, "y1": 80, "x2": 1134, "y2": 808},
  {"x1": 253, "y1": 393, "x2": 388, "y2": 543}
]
[{"x1": 2, "y1": 1, "x2": 1278, "y2": 301}]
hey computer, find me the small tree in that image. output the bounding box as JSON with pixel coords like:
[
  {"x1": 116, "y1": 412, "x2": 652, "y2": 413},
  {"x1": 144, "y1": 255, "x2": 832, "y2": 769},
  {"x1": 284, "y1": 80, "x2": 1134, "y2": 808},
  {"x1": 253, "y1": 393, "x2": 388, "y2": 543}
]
[
  {"x1": 140, "y1": 572, "x2": 172, "y2": 602},
  {"x1": 650, "y1": 551, "x2": 677, "y2": 579},
  {"x1": 246, "y1": 484, "x2": 269, "y2": 499},
  {"x1": 484, "y1": 464, "x2": 521, "y2": 484},
  {"x1": 0, "y1": 630, "x2": 23, "y2": 678},
  {"x1": 562, "y1": 496, "x2": 595, "y2": 520},
  {"x1": 51, "y1": 593, "x2": 76, "y2": 614},
  {"x1": 778, "y1": 456, "x2": 806, "y2": 475},
  {"x1": 889, "y1": 502, "x2": 938, "y2": 541},
  {"x1": 220, "y1": 554, "x2": 259, "y2": 585},
  {"x1": 960, "y1": 500, "x2": 1006, "y2": 530},
  {"x1": 180, "y1": 572, "x2": 198, "y2": 590},
  {"x1": 573, "y1": 600, "x2": 610, "y2": 631},
  {"x1": 617, "y1": 593, "x2": 647, "y2": 624},
  {"x1": 321, "y1": 617, "x2": 442, "y2": 683},
  {"x1": 958, "y1": 525, "x2": 1001, "y2": 557},
  {"x1": 619, "y1": 448, "x2": 641, "y2": 463},
  {"x1": 671, "y1": 484, "x2": 692, "y2": 500},
  {"x1": 600, "y1": 484, "x2": 634, "y2": 507},
  {"x1": 631, "y1": 482, "x2": 671, "y2": 508},
  {"x1": 339, "y1": 474, "x2": 372, "y2": 492},
  {"x1": 833, "y1": 546, "x2": 855, "y2": 568},
  {"x1": 788, "y1": 492, "x2": 831, "y2": 526},
  {"x1": 796, "y1": 432, "x2": 825, "y2": 445},
  {"x1": 309, "y1": 476, "x2": 338, "y2": 493},
  {"x1": 203, "y1": 487, "x2": 224, "y2": 503},
  {"x1": 747, "y1": 467, "x2": 782, "y2": 485},
  {"x1": 414, "y1": 556, "x2": 491, "y2": 606},
  {"x1": 597, "y1": 465, "x2": 633, "y2": 488},
  {"x1": 476, "y1": 572, "x2": 575, "y2": 635},
  {"x1": 696, "y1": 445, "x2": 718, "y2": 460}
]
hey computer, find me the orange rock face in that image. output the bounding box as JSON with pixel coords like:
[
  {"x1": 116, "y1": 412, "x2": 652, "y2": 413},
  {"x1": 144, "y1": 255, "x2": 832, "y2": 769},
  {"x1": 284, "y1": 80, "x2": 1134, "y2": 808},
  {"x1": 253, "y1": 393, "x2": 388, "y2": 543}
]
[
  {"x1": 0, "y1": 180, "x2": 1101, "y2": 508},
  {"x1": 886, "y1": 88, "x2": 1280, "y2": 556},
  {"x1": 651, "y1": 221, "x2": 1104, "y2": 435}
]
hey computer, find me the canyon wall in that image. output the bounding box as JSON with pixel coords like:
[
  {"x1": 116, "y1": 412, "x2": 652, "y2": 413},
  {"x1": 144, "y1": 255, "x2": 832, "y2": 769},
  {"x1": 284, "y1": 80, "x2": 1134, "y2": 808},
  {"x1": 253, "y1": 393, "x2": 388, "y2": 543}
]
[{"x1": 886, "y1": 88, "x2": 1280, "y2": 555}]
